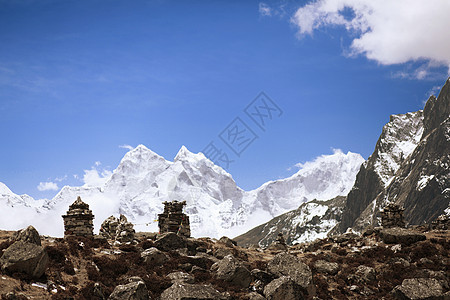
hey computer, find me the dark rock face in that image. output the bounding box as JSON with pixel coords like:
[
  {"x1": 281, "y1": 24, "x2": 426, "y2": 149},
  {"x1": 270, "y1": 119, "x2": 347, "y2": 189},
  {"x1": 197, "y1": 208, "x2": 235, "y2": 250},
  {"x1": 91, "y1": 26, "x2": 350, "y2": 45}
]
[
  {"x1": 392, "y1": 278, "x2": 444, "y2": 300},
  {"x1": 264, "y1": 276, "x2": 304, "y2": 300},
  {"x1": 14, "y1": 226, "x2": 41, "y2": 246},
  {"x1": 210, "y1": 255, "x2": 251, "y2": 288},
  {"x1": 154, "y1": 232, "x2": 187, "y2": 251},
  {"x1": 379, "y1": 228, "x2": 426, "y2": 245},
  {"x1": 108, "y1": 277, "x2": 149, "y2": 300},
  {"x1": 0, "y1": 241, "x2": 48, "y2": 278},
  {"x1": 160, "y1": 283, "x2": 227, "y2": 300},
  {"x1": 267, "y1": 253, "x2": 313, "y2": 296}
]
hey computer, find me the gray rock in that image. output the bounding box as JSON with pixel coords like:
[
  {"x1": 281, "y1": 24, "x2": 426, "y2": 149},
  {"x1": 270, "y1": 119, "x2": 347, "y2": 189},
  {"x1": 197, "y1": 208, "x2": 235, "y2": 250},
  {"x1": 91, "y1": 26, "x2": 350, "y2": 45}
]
[
  {"x1": 379, "y1": 228, "x2": 426, "y2": 245},
  {"x1": 251, "y1": 268, "x2": 274, "y2": 283},
  {"x1": 393, "y1": 278, "x2": 444, "y2": 300},
  {"x1": 214, "y1": 247, "x2": 234, "y2": 259},
  {"x1": 154, "y1": 232, "x2": 187, "y2": 251},
  {"x1": 313, "y1": 260, "x2": 339, "y2": 275},
  {"x1": 210, "y1": 255, "x2": 251, "y2": 288},
  {"x1": 0, "y1": 241, "x2": 48, "y2": 278},
  {"x1": 355, "y1": 265, "x2": 376, "y2": 282},
  {"x1": 160, "y1": 283, "x2": 227, "y2": 300},
  {"x1": 264, "y1": 276, "x2": 304, "y2": 300},
  {"x1": 108, "y1": 278, "x2": 149, "y2": 300},
  {"x1": 14, "y1": 226, "x2": 41, "y2": 246},
  {"x1": 267, "y1": 253, "x2": 313, "y2": 295},
  {"x1": 167, "y1": 271, "x2": 195, "y2": 284},
  {"x1": 141, "y1": 247, "x2": 169, "y2": 265}
]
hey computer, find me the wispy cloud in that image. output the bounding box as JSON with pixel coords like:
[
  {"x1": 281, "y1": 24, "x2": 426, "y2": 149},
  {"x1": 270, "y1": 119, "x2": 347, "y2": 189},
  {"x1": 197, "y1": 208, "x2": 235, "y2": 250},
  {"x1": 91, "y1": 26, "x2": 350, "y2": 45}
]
[
  {"x1": 37, "y1": 181, "x2": 59, "y2": 191},
  {"x1": 259, "y1": 3, "x2": 272, "y2": 16},
  {"x1": 54, "y1": 175, "x2": 67, "y2": 182},
  {"x1": 119, "y1": 144, "x2": 134, "y2": 151},
  {"x1": 291, "y1": 0, "x2": 450, "y2": 79}
]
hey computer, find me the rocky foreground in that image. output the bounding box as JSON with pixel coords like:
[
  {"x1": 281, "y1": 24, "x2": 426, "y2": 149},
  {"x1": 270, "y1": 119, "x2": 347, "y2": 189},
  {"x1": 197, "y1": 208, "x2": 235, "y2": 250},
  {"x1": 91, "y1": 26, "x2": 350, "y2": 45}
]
[{"x1": 0, "y1": 226, "x2": 449, "y2": 300}]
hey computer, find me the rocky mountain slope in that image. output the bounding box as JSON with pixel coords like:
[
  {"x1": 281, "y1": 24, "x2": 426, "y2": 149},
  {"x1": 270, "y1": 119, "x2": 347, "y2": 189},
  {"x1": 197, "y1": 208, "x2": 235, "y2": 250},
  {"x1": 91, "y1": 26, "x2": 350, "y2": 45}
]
[
  {"x1": 0, "y1": 146, "x2": 363, "y2": 239},
  {"x1": 237, "y1": 78, "x2": 450, "y2": 246}
]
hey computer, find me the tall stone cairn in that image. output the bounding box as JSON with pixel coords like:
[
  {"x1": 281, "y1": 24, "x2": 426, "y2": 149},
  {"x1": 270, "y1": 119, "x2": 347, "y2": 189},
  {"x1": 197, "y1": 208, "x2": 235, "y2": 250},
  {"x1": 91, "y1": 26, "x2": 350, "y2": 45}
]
[
  {"x1": 158, "y1": 200, "x2": 190, "y2": 237},
  {"x1": 62, "y1": 196, "x2": 94, "y2": 237},
  {"x1": 381, "y1": 203, "x2": 405, "y2": 228}
]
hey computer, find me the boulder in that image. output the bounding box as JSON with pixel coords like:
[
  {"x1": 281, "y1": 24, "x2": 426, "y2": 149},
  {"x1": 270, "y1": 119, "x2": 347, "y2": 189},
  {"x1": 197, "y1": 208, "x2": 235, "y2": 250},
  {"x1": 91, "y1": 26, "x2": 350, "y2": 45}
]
[
  {"x1": 167, "y1": 271, "x2": 195, "y2": 284},
  {"x1": 251, "y1": 268, "x2": 275, "y2": 283},
  {"x1": 393, "y1": 278, "x2": 444, "y2": 300},
  {"x1": 14, "y1": 226, "x2": 41, "y2": 246},
  {"x1": 160, "y1": 283, "x2": 227, "y2": 300},
  {"x1": 0, "y1": 241, "x2": 48, "y2": 278},
  {"x1": 379, "y1": 228, "x2": 426, "y2": 245},
  {"x1": 313, "y1": 260, "x2": 339, "y2": 275},
  {"x1": 210, "y1": 255, "x2": 251, "y2": 288},
  {"x1": 218, "y1": 236, "x2": 237, "y2": 247},
  {"x1": 108, "y1": 277, "x2": 149, "y2": 300},
  {"x1": 141, "y1": 247, "x2": 168, "y2": 265},
  {"x1": 154, "y1": 232, "x2": 187, "y2": 251},
  {"x1": 267, "y1": 253, "x2": 314, "y2": 295},
  {"x1": 214, "y1": 247, "x2": 234, "y2": 259},
  {"x1": 264, "y1": 276, "x2": 304, "y2": 300}
]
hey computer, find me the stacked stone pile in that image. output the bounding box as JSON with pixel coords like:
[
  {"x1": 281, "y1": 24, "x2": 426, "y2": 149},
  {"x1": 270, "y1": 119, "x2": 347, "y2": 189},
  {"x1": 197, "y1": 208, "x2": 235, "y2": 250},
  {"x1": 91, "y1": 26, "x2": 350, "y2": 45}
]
[
  {"x1": 158, "y1": 200, "x2": 191, "y2": 237},
  {"x1": 381, "y1": 203, "x2": 405, "y2": 228},
  {"x1": 100, "y1": 214, "x2": 135, "y2": 243},
  {"x1": 62, "y1": 196, "x2": 94, "y2": 237}
]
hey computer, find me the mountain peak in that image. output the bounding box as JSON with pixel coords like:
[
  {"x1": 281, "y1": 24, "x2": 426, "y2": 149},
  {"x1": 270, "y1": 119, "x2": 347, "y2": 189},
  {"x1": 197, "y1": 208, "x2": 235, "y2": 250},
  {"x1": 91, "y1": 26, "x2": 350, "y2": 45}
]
[{"x1": 174, "y1": 145, "x2": 205, "y2": 162}]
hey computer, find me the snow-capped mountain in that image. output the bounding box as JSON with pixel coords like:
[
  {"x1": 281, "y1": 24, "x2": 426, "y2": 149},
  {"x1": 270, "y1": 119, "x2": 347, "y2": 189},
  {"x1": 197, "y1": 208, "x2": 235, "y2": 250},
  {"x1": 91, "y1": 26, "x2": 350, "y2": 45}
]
[{"x1": 0, "y1": 146, "x2": 363, "y2": 238}]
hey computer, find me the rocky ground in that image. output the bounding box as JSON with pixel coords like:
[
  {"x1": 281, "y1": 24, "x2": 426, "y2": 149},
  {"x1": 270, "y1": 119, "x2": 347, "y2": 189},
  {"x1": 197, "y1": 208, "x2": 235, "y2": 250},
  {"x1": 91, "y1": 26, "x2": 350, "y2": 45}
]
[{"x1": 0, "y1": 226, "x2": 449, "y2": 299}]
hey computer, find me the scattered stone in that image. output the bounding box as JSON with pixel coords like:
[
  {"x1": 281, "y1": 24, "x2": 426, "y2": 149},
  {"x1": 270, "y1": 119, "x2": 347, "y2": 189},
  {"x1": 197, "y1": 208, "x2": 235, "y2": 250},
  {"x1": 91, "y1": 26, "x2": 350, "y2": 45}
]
[
  {"x1": 0, "y1": 240, "x2": 49, "y2": 278},
  {"x1": 211, "y1": 255, "x2": 251, "y2": 288},
  {"x1": 218, "y1": 236, "x2": 237, "y2": 247},
  {"x1": 141, "y1": 247, "x2": 168, "y2": 265},
  {"x1": 267, "y1": 252, "x2": 314, "y2": 295},
  {"x1": 167, "y1": 271, "x2": 195, "y2": 284},
  {"x1": 100, "y1": 216, "x2": 119, "y2": 240},
  {"x1": 154, "y1": 232, "x2": 187, "y2": 251},
  {"x1": 100, "y1": 215, "x2": 135, "y2": 243},
  {"x1": 62, "y1": 196, "x2": 94, "y2": 237},
  {"x1": 381, "y1": 203, "x2": 405, "y2": 228},
  {"x1": 379, "y1": 228, "x2": 426, "y2": 245},
  {"x1": 251, "y1": 268, "x2": 274, "y2": 283},
  {"x1": 431, "y1": 214, "x2": 450, "y2": 230},
  {"x1": 158, "y1": 200, "x2": 191, "y2": 237},
  {"x1": 160, "y1": 283, "x2": 227, "y2": 300},
  {"x1": 93, "y1": 282, "x2": 106, "y2": 300},
  {"x1": 392, "y1": 257, "x2": 410, "y2": 268},
  {"x1": 313, "y1": 260, "x2": 339, "y2": 275},
  {"x1": 392, "y1": 278, "x2": 444, "y2": 300},
  {"x1": 14, "y1": 226, "x2": 41, "y2": 246},
  {"x1": 264, "y1": 276, "x2": 304, "y2": 300},
  {"x1": 108, "y1": 277, "x2": 149, "y2": 300}
]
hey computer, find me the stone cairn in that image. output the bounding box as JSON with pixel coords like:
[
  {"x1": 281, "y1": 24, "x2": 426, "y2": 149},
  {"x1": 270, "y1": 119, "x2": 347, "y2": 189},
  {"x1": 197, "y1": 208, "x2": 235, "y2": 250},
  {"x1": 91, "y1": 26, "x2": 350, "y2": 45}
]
[
  {"x1": 431, "y1": 214, "x2": 450, "y2": 230},
  {"x1": 100, "y1": 214, "x2": 135, "y2": 243},
  {"x1": 267, "y1": 232, "x2": 288, "y2": 251},
  {"x1": 381, "y1": 203, "x2": 405, "y2": 228},
  {"x1": 158, "y1": 200, "x2": 191, "y2": 237},
  {"x1": 62, "y1": 196, "x2": 94, "y2": 237}
]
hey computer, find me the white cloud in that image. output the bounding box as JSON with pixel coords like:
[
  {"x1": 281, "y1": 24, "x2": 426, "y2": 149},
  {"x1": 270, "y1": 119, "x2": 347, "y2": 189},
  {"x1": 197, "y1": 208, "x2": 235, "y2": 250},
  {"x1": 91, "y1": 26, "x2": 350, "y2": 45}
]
[
  {"x1": 291, "y1": 0, "x2": 450, "y2": 78},
  {"x1": 54, "y1": 175, "x2": 67, "y2": 182},
  {"x1": 119, "y1": 144, "x2": 134, "y2": 151},
  {"x1": 82, "y1": 165, "x2": 112, "y2": 188},
  {"x1": 37, "y1": 181, "x2": 59, "y2": 191},
  {"x1": 259, "y1": 2, "x2": 272, "y2": 16}
]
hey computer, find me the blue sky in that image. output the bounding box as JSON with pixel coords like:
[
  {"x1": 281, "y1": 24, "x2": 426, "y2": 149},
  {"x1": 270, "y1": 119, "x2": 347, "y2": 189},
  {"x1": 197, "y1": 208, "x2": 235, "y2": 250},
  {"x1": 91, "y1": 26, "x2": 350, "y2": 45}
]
[{"x1": 1, "y1": 0, "x2": 449, "y2": 199}]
